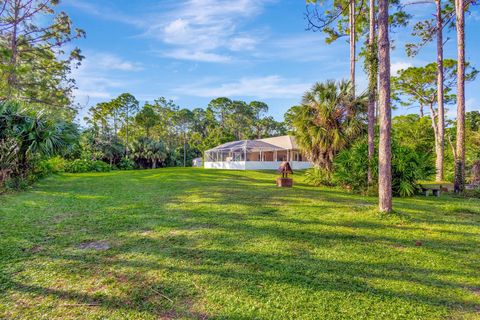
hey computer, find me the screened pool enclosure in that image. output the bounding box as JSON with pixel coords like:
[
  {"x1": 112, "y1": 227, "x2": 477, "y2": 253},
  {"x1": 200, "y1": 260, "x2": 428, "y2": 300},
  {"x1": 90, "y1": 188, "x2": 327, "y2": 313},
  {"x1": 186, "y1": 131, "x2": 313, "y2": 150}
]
[{"x1": 204, "y1": 136, "x2": 312, "y2": 170}]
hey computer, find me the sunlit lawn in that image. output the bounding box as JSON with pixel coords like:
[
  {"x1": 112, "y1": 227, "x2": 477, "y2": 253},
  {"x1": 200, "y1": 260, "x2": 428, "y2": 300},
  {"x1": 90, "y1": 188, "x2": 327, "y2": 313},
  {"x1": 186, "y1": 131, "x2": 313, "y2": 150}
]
[{"x1": 0, "y1": 168, "x2": 479, "y2": 319}]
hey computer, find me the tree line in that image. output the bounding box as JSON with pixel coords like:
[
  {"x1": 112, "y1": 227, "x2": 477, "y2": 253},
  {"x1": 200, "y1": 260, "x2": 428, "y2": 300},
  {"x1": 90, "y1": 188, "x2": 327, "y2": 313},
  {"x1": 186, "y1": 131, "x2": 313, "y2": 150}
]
[{"x1": 82, "y1": 94, "x2": 287, "y2": 169}]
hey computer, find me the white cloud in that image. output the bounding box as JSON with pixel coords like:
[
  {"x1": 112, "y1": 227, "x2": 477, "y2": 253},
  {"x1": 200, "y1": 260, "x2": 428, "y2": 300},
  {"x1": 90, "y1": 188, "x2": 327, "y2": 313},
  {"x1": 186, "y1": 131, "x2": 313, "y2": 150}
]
[
  {"x1": 391, "y1": 61, "x2": 413, "y2": 74},
  {"x1": 145, "y1": 0, "x2": 269, "y2": 62},
  {"x1": 229, "y1": 36, "x2": 258, "y2": 51},
  {"x1": 469, "y1": 10, "x2": 480, "y2": 22},
  {"x1": 253, "y1": 34, "x2": 349, "y2": 65},
  {"x1": 161, "y1": 49, "x2": 231, "y2": 63},
  {"x1": 467, "y1": 97, "x2": 478, "y2": 110},
  {"x1": 70, "y1": 52, "x2": 142, "y2": 107},
  {"x1": 93, "y1": 53, "x2": 144, "y2": 71},
  {"x1": 64, "y1": 0, "x2": 144, "y2": 27},
  {"x1": 176, "y1": 75, "x2": 310, "y2": 99}
]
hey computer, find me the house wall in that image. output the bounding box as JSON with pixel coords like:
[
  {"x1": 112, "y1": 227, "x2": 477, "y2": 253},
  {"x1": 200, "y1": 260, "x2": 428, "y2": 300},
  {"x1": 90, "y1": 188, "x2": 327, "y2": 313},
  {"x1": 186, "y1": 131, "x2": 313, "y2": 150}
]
[
  {"x1": 204, "y1": 161, "x2": 246, "y2": 170},
  {"x1": 204, "y1": 161, "x2": 312, "y2": 170}
]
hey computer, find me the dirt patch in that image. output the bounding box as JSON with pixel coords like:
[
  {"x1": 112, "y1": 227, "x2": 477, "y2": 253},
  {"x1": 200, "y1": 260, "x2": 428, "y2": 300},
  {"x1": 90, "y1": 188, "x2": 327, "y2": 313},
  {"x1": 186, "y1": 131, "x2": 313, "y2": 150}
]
[
  {"x1": 389, "y1": 243, "x2": 406, "y2": 251},
  {"x1": 470, "y1": 287, "x2": 480, "y2": 296},
  {"x1": 160, "y1": 310, "x2": 180, "y2": 320},
  {"x1": 29, "y1": 245, "x2": 44, "y2": 253},
  {"x1": 53, "y1": 211, "x2": 80, "y2": 223},
  {"x1": 77, "y1": 240, "x2": 110, "y2": 251}
]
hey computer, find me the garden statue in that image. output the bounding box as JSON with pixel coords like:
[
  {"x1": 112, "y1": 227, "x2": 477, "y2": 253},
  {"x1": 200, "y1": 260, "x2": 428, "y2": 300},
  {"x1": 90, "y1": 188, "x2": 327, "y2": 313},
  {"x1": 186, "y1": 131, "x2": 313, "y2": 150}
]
[{"x1": 277, "y1": 161, "x2": 293, "y2": 187}]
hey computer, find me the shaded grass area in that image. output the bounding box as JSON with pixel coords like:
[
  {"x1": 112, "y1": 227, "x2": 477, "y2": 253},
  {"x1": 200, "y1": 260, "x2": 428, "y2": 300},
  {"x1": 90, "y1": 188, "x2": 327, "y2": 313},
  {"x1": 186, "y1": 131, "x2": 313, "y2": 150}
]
[{"x1": 0, "y1": 168, "x2": 479, "y2": 319}]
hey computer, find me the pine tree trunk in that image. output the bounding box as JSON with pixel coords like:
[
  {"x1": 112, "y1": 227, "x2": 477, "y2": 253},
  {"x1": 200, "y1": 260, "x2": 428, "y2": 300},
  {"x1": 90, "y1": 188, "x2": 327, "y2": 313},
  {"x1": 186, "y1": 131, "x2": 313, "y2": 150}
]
[
  {"x1": 125, "y1": 109, "x2": 129, "y2": 157},
  {"x1": 428, "y1": 104, "x2": 443, "y2": 183},
  {"x1": 367, "y1": 0, "x2": 376, "y2": 185},
  {"x1": 184, "y1": 135, "x2": 187, "y2": 167},
  {"x1": 377, "y1": 0, "x2": 392, "y2": 213},
  {"x1": 349, "y1": 0, "x2": 356, "y2": 96},
  {"x1": 7, "y1": 1, "x2": 19, "y2": 95},
  {"x1": 454, "y1": 0, "x2": 465, "y2": 193},
  {"x1": 435, "y1": 0, "x2": 445, "y2": 182}
]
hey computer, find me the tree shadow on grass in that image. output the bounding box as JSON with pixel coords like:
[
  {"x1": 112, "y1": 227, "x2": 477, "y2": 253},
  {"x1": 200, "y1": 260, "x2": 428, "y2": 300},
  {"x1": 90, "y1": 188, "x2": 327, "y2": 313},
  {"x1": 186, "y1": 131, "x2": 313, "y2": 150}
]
[{"x1": 1, "y1": 168, "x2": 480, "y2": 318}]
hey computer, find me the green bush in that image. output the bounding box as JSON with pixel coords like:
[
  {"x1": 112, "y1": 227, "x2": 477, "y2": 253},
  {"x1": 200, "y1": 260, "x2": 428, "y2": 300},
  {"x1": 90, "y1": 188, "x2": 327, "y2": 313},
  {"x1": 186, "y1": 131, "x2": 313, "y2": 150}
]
[
  {"x1": 34, "y1": 157, "x2": 66, "y2": 178},
  {"x1": 392, "y1": 145, "x2": 435, "y2": 196},
  {"x1": 333, "y1": 141, "x2": 375, "y2": 192},
  {"x1": 304, "y1": 167, "x2": 333, "y2": 186},
  {"x1": 3, "y1": 176, "x2": 30, "y2": 190},
  {"x1": 118, "y1": 157, "x2": 135, "y2": 170},
  {"x1": 333, "y1": 139, "x2": 435, "y2": 197},
  {"x1": 65, "y1": 159, "x2": 111, "y2": 173}
]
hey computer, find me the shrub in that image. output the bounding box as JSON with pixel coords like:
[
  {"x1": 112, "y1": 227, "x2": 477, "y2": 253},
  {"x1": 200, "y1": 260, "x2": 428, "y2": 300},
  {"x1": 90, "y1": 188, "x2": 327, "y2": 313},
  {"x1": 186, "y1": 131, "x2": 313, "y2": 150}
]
[
  {"x1": 304, "y1": 167, "x2": 333, "y2": 186},
  {"x1": 333, "y1": 141, "x2": 375, "y2": 192},
  {"x1": 4, "y1": 176, "x2": 30, "y2": 191},
  {"x1": 34, "y1": 157, "x2": 66, "y2": 178},
  {"x1": 333, "y1": 139, "x2": 435, "y2": 197},
  {"x1": 392, "y1": 145, "x2": 435, "y2": 197},
  {"x1": 65, "y1": 159, "x2": 111, "y2": 173},
  {"x1": 118, "y1": 157, "x2": 135, "y2": 170},
  {"x1": 462, "y1": 187, "x2": 480, "y2": 199}
]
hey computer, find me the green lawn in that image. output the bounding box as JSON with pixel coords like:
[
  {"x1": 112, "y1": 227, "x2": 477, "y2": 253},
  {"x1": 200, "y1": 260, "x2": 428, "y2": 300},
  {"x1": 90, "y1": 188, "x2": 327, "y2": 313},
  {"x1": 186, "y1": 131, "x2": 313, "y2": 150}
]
[{"x1": 0, "y1": 168, "x2": 479, "y2": 319}]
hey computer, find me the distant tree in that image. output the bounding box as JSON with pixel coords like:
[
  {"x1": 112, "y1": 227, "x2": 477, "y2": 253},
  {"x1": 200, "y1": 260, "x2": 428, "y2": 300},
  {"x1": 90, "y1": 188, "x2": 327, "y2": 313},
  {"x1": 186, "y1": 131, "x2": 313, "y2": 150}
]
[
  {"x1": 225, "y1": 100, "x2": 254, "y2": 140},
  {"x1": 392, "y1": 59, "x2": 477, "y2": 181},
  {"x1": 134, "y1": 103, "x2": 159, "y2": 138},
  {"x1": 0, "y1": 0, "x2": 85, "y2": 112},
  {"x1": 174, "y1": 108, "x2": 194, "y2": 167},
  {"x1": 115, "y1": 93, "x2": 139, "y2": 156},
  {"x1": 254, "y1": 116, "x2": 287, "y2": 139},
  {"x1": 392, "y1": 114, "x2": 434, "y2": 155},
  {"x1": 208, "y1": 97, "x2": 232, "y2": 129},
  {"x1": 466, "y1": 111, "x2": 480, "y2": 131}
]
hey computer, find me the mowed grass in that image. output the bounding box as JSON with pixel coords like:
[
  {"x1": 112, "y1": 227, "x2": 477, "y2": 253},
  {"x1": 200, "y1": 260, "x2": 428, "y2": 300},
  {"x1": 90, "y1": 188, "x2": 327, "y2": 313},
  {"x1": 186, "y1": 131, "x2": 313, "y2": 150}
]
[{"x1": 0, "y1": 168, "x2": 479, "y2": 319}]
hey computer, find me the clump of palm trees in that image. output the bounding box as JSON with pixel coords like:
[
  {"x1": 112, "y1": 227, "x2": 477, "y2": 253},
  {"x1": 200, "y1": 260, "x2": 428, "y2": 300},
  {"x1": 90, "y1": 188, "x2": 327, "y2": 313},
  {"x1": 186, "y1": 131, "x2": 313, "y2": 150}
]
[
  {"x1": 0, "y1": 102, "x2": 78, "y2": 188},
  {"x1": 131, "y1": 137, "x2": 168, "y2": 169}
]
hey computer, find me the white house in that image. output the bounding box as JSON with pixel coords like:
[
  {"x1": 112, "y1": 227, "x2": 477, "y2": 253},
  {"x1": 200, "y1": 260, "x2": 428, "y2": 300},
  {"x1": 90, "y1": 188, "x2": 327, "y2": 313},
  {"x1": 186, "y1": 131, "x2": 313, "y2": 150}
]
[{"x1": 204, "y1": 135, "x2": 312, "y2": 170}]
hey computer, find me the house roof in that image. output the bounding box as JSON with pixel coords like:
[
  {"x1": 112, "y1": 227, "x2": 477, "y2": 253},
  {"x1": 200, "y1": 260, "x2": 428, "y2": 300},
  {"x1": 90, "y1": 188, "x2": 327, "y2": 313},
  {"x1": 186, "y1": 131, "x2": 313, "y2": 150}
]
[
  {"x1": 205, "y1": 139, "x2": 285, "y2": 153},
  {"x1": 257, "y1": 135, "x2": 298, "y2": 150}
]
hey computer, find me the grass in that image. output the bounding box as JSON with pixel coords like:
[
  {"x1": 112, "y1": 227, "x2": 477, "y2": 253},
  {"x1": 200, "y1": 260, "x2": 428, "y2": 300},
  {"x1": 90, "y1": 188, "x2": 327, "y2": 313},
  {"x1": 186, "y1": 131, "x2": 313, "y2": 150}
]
[{"x1": 0, "y1": 168, "x2": 479, "y2": 319}]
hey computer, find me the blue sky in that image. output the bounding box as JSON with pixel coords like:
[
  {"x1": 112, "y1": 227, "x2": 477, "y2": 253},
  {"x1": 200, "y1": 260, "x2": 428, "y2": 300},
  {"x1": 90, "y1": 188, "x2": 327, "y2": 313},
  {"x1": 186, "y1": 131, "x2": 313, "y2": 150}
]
[{"x1": 59, "y1": 0, "x2": 480, "y2": 123}]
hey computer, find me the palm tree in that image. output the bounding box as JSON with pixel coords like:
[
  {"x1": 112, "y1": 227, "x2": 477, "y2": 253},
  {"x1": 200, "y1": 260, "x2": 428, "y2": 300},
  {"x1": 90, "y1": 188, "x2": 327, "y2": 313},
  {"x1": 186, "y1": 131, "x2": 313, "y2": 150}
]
[
  {"x1": 288, "y1": 80, "x2": 367, "y2": 171},
  {"x1": 0, "y1": 101, "x2": 79, "y2": 182},
  {"x1": 146, "y1": 140, "x2": 167, "y2": 169},
  {"x1": 132, "y1": 137, "x2": 168, "y2": 169}
]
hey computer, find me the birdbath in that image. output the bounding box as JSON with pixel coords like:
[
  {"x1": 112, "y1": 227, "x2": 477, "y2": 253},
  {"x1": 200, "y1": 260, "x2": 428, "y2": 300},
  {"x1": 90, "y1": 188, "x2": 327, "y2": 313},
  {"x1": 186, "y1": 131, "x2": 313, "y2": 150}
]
[{"x1": 277, "y1": 161, "x2": 293, "y2": 187}]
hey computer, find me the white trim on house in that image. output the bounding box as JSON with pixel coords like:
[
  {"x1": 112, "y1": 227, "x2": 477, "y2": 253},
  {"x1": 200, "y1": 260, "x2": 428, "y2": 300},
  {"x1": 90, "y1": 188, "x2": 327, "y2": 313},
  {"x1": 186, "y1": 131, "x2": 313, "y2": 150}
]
[
  {"x1": 204, "y1": 135, "x2": 312, "y2": 170},
  {"x1": 204, "y1": 161, "x2": 312, "y2": 170}
]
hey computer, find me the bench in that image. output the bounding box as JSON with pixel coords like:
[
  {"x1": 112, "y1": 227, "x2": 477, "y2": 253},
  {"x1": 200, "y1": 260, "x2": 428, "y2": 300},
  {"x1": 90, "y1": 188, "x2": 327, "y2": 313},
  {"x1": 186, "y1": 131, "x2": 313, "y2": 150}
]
[{"x1": 421, "y1": 187, "x2": 441, "y2": 197}]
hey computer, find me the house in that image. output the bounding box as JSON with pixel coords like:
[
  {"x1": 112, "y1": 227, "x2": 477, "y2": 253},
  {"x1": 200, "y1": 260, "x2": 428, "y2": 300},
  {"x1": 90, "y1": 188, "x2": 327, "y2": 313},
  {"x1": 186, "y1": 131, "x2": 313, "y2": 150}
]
[{"x1": 204, "y1": 135, "x2": 312, "y2": 170}]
